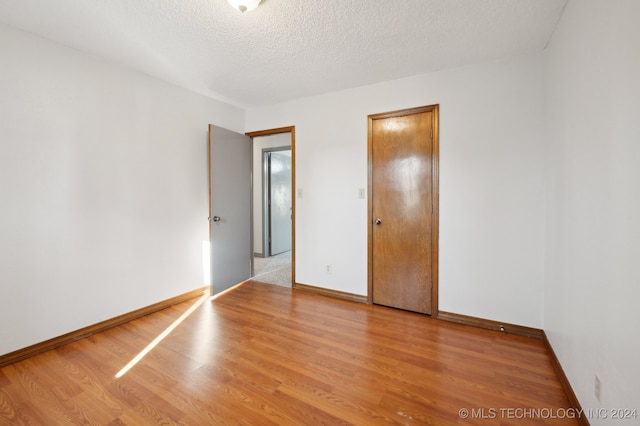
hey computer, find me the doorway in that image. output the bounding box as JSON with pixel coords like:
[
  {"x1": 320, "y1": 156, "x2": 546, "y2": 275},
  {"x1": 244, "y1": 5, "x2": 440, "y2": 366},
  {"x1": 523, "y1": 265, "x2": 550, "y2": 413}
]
[
  {"x1": 367, "y1": 105, "x2": 439, "y2": 315},
  {"x1": 262, "y1": 148, "x2": 292, "y2": 256},
  {"x1": 247, "y1": 127, "x2": 295, "y2": 287}
]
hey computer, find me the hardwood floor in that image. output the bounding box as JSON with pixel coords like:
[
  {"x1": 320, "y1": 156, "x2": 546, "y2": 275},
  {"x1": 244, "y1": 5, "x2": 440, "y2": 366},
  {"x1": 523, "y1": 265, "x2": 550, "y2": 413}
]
[{"x1": 0, "y1": 281, "x2": 578, "y2": 425}]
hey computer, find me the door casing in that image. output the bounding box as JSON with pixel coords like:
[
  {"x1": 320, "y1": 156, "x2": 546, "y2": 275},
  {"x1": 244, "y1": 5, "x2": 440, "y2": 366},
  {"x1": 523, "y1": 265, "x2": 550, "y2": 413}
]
[
  {"x1": 367, "y1": 105, "x2": 439, "y2": 315},
  {"x1": 246, "y1": 127, "x2": 296, "y2": 287}
]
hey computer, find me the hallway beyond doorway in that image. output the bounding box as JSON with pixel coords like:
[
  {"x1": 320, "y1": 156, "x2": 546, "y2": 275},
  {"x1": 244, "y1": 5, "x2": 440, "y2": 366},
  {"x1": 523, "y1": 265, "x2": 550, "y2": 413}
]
[{"x1": 253, "y1": 251, "x2": 292, "y2": 287}]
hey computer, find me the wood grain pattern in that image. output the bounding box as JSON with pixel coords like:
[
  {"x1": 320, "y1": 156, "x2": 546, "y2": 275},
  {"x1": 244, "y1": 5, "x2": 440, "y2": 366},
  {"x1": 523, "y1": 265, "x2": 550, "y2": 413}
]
[
  {"x1": 0, "y1": 281, "x2": 578, "y2": 425},
  {"x1": 369, "y1": 106, "x2": 438, "y2": 315}
]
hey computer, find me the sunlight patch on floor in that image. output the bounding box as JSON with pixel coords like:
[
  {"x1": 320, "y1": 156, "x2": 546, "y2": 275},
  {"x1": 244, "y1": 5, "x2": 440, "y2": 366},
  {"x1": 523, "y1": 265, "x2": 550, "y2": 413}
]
[{"x1": 115, "y1": 291, "x2": 209, "y2": 378}]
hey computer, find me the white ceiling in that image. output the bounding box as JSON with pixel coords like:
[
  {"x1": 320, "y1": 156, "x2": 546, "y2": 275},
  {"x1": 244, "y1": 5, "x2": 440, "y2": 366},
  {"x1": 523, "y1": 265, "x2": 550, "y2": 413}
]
[{"x1": 0, "y1": 0, "x2": 567, "y2": 108}]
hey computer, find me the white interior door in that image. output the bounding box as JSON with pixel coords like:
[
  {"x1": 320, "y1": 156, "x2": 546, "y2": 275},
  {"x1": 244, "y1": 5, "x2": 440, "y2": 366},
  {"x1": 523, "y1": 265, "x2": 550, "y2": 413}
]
[
  {"x1": 209, "y1": 125, "x2": 252, "y2": 295},
  {"x1": 268, "y1": 150, "x2": 292, "y2": 255}
]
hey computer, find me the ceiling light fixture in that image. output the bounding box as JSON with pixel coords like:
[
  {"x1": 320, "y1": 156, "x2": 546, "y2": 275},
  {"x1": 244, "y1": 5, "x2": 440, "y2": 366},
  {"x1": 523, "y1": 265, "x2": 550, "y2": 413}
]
[{"x1": 227, "y1": 0, "x2": 262, "y2": 13}]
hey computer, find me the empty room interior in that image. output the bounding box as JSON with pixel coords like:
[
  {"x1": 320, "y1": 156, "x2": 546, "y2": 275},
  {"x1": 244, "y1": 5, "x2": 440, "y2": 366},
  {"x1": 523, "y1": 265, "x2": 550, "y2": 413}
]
[{"x1": 0, "y1": 1, "x2": 638, "y2": 425}]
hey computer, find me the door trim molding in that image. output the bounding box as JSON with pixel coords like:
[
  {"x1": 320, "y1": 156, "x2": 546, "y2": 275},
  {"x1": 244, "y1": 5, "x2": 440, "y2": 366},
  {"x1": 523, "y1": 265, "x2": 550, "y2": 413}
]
[
  {"x1": 246, "y1": 126, "x2": 296, "y2": 287},
  {"x1": 246, "y1": 126, "x2": 294, "y2": 138},
  {"x1": 367, "y1": 105, "x2": 439, "y2": 316}
]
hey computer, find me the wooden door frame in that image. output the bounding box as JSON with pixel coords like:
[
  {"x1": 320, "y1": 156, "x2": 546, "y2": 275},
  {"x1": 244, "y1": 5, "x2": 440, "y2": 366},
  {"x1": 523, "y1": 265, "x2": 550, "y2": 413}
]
[
  {"x1": 367, "y1": 105, "x2": 439, "y2": 316},
  {"x1": 246, "y1": 126, "x2": 296, "y2": 287}
]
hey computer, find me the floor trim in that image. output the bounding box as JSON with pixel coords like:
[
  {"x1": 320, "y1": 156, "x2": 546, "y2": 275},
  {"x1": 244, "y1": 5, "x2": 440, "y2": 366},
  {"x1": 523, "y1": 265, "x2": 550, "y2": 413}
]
[
  {"x1": 543, "y1": 332, "x2": 590, "y2": 426},
  {"x1": 438, "y1": 311, "x2": 589, "y2": 423},
  {"x1": 293, "y1": 282, "x2": 368, "y2": 304},
  {"x1": 437, "y1": 311, "x2": 544, "y2": 339},
  {"x1": 0, "y1": 287, "x2": 208, "y2": 368}
]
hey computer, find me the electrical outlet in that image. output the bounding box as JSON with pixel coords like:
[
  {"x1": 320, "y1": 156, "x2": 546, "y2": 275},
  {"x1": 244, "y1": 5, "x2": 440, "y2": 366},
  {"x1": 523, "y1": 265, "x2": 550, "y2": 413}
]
[
  {"x1": 595, "y1": 375, "x2": 601, "y2": 402},
  {"x1": 325, "y1": 264, "x2": 332, "y2": 274}
]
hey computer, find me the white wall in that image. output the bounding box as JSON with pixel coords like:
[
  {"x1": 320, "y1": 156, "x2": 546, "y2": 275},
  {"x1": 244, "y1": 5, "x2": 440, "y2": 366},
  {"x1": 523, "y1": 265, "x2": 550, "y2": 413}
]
[
  {"x1": 252, "y1": 133, "x2": 291, "y2": 256},
  {"x1": 0, "y1": 24, "x2": 244, "y2": 355},
  {"x1": 544, "y1": 0, "x2": 640, "y2": 420},
  {"x1": 247, "y1": 53, "x2": 547, "y2": 328}
]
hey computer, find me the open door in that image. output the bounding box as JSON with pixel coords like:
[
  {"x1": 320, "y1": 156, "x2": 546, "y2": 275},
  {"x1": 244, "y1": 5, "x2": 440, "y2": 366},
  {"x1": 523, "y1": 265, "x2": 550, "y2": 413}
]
[
  {"x1": 208, "y1": 125, "x2": 253, "y2": 295},
  {"x1": 266, "y1": 150, "x2": 292, "y2": 256}
]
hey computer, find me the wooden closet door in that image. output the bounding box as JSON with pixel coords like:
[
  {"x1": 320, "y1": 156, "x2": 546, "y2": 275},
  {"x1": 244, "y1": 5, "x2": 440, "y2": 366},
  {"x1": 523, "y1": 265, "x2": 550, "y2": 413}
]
[{"x1": 369, "y1": 106, "x2": 438, "y2": 315}]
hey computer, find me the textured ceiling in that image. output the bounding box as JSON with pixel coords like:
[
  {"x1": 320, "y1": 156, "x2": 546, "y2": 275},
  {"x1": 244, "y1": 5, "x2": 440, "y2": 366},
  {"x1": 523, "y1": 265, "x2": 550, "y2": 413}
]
[{"x1": 0, "y1": 0, "x2": 567, "y2": 107}]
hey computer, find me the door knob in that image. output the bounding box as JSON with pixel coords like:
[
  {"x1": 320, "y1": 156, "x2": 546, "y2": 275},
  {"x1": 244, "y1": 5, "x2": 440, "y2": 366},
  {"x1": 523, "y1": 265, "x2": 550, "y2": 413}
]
[
  {"x1": 212, "y1": 216, "x2": 221, "y2": 222},
  {"x1": 375, "y1": 218, "x2": 382, "y2": 225}
]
